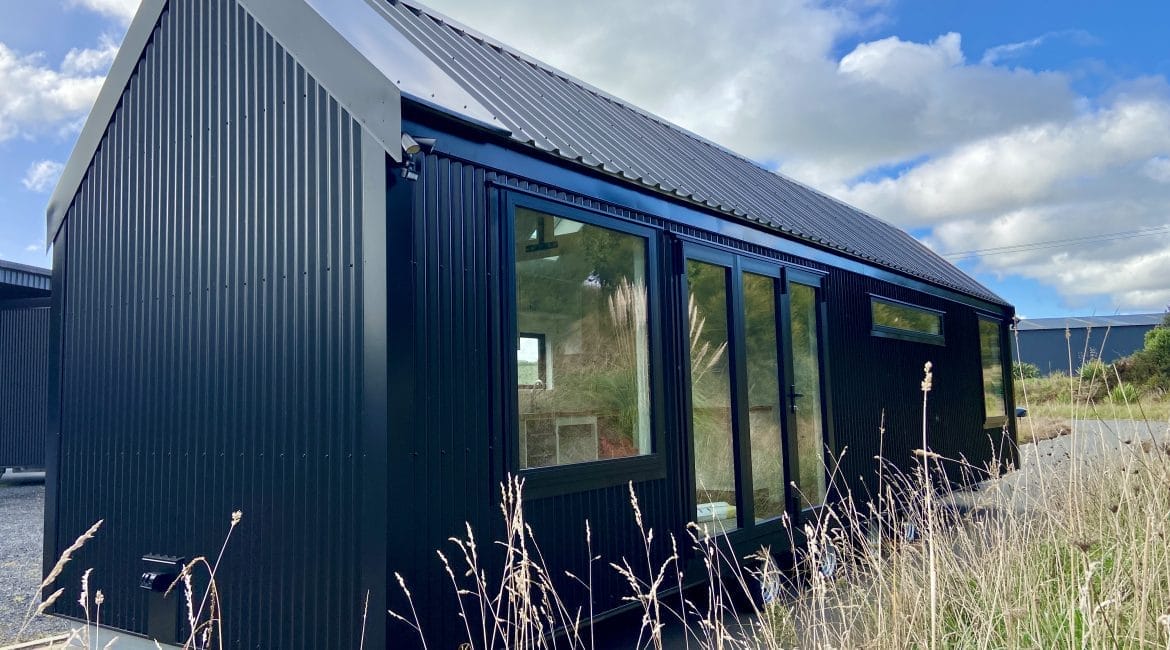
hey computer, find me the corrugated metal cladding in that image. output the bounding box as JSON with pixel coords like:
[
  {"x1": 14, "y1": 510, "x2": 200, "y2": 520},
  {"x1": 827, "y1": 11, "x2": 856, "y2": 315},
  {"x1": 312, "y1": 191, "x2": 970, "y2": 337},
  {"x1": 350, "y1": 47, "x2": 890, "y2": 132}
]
[
  {"x1": 823, "y1": 272, "x2": 1016, "y2": 496},
  {"x1": 373, "y1": 0, "x2": 1003, "y2": 306},
  {"x1": 52, "y1": 0, "x2": 367, "y2": 647},
  {"x1": 0, "y1": 305, "x2": 50, "y2": 469},
  {"x1": 389, "y1": 148, "x2": 1013, "y2": 647},
  {"x1": 0, "y1": 261, "x2": 51, "y2": 299},
  {"x1": 1014, "y1": 326, "x2": 1153, "y2": 375},
  {"x1": 385, "y1": 153, "x2": 683, "y2": 646}
]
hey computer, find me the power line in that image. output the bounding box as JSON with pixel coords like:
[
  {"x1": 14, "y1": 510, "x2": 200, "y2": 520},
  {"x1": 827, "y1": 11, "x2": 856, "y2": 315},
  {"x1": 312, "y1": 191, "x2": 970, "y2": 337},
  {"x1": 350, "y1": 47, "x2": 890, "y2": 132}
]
[{"x1": 941, "y1": 224, "x2": 1170, "y2": 261}]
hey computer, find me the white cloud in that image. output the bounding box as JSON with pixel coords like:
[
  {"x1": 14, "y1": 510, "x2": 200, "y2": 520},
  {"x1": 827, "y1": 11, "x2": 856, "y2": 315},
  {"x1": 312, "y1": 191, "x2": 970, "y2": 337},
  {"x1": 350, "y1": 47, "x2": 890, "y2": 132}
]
[
  {"x1": 62, "y1": 35, "x2": 120, "y2": 75},
  {"x1": 1145, "y1": 157, "x2": 1170, "y2": 183},
  {"x1": 70, "y1": 0, "x2": 141, "y2": 25},
  {"x1": 420, "y1": 0, "x2": 1170, "y2": 312},
  {"x1": 25, "y1": 243, "x2": 41, "y2": 252},
  {"x1": 22, "y1": 160, "x2": 65, "y2": 193},
  {"x1": 0, "y1": 42, "x2": 112, "y2": 141},
  {"x1": 980, "y1": 30, "x2": 1098, "y2": 66},
  {"x1": 837, "y1": 98, "x2": 1170, "y2": 225}
]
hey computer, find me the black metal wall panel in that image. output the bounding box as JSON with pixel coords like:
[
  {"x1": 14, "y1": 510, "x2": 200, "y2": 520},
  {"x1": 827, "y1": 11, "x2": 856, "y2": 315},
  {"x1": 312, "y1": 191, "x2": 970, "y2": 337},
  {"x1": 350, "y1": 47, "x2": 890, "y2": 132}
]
[
  {"x1": 386, "y1": 152, "x2": 683, "y2": 647},
  {"x1": 0, "y1": 303, "x2": 50, "y2": 469},
  {"x1": 823, "y1": 271, "x2": 1015, "y2": 500},
  {"x1": 52, "y1": 1, "x2": 367, "y2": 647},
  {"x1": 388, "y1": 132, "x2": 1016, "y2": 646}
]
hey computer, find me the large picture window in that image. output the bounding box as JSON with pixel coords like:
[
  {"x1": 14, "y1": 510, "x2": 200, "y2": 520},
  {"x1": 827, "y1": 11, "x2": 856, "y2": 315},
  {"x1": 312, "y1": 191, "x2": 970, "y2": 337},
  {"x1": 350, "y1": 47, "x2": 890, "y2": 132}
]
[{"x1": 514, "y1": 206, "x2": 652, "y2": 469}]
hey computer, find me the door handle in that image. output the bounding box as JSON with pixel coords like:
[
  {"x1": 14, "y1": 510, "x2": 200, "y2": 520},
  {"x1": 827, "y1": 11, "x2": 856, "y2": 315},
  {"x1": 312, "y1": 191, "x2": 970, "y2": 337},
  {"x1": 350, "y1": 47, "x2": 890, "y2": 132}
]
[{"x1": 789, "y1": 385, "x2": 803, "y2": 412}]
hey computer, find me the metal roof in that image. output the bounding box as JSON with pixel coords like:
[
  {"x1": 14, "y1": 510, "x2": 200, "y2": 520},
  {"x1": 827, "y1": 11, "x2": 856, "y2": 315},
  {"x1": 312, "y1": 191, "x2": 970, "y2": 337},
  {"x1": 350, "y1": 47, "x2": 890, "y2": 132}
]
[
  {"x1": 47, "y1": 0, "x2": 1003, "y2": 306},
  {"x1": 0, "y1": 259, "x2": 51, "y2": 293},
  {"x1": 1015, "y1": 313, "x2": 1166, "y2": 331},
  {"x1": 373, "y1": 0, "x2": 1005, "y2": 305}
]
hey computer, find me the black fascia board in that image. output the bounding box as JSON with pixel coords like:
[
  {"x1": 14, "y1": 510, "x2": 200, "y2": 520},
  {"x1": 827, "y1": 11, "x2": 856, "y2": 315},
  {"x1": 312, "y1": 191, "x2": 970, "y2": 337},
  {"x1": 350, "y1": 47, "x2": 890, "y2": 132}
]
[{"x1": 401, "y1": 104, "x2": 1012, "y2": 316}]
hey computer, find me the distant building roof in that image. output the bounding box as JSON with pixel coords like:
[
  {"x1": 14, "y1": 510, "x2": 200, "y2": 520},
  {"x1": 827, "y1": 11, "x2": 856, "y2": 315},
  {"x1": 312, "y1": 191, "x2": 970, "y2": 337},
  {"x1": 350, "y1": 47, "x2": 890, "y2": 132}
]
[
  {"x1": 1015, "y1": 313, "x2": 1165, "y2": 331},
  {"x1": 0, "y1": 259, "x2": 50, "y2": 302},
  {"x1": 0, "y1": 259, "x2": 51, "y2": 292}
]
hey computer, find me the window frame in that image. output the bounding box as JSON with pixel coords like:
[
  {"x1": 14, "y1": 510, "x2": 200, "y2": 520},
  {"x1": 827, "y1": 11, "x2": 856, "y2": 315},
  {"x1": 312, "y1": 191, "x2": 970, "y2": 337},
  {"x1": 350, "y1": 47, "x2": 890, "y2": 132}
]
[
  {"x1": 502, "y1": 193, "x2": 667, "y2": 498},
  {"x1": 516, "y1": 332, "x2": 548, "y2": 389},
  {"x1": 869, "y1": 295, "x2": 946, "y2": 346},
  {"x1": 977, "y1": 314, "x2": 1009, "y2": 429},
  {"x1": 677, "y1": 241, "x2": 833, "y2": 544},
  {"x1": 783, "y1": 269, "x2": 833, "y2": 524}
]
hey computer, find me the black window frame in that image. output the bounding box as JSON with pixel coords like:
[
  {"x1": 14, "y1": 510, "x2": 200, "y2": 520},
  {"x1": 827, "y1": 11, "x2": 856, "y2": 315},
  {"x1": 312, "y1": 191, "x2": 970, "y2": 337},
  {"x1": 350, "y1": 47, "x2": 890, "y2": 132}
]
[
  {"x1": 676, "y1": 238, "x2": 832, "y2": 546},
  {"x1": 869, "y1": 295, "x2": 945, "y2": 346},
  {"x1": 977, "y1": 314, "x2": 1009, "y2": 429},
  {"x1": 502, "y1": 193, "x2": 667, "y2": 498}
]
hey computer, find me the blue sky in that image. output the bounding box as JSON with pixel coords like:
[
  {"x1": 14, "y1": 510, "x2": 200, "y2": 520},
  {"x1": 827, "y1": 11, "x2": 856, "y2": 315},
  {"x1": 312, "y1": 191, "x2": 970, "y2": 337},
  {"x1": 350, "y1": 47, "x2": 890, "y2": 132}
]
[{"x1": 2, "y1": 0, "x2": 1169, "y2": 318}]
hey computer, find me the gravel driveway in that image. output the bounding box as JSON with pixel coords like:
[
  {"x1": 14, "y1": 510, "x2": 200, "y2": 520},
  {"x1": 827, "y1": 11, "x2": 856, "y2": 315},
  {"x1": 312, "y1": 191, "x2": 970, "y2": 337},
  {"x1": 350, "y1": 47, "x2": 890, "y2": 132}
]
[{"x1": 0, "y1": 471, "x2": 73, "y2": 647}]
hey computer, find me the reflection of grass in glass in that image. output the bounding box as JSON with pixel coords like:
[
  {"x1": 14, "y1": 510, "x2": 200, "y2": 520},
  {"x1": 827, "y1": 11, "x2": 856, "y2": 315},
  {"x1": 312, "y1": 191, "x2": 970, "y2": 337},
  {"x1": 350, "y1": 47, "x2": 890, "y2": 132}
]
[
  {"x1": 748, "y1": 409, "x2": 784, "y2": 521},
  {"x1": 520, "y1": 278, "x2": 650, "y2": 463}
]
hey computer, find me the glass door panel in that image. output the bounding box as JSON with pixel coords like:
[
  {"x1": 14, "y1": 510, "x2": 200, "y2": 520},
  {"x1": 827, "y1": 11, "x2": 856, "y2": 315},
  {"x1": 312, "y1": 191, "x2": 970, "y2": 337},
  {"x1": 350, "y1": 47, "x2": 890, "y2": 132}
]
[
  {"x1": 743, "y1": 272, "x2": 784, "y2": 523},
  {"x1": 789, "y1": 282, "x2": 827, "y2": 508},
  {"x1": 685, "y1": 259, "x2": 738, "y2": 534}
]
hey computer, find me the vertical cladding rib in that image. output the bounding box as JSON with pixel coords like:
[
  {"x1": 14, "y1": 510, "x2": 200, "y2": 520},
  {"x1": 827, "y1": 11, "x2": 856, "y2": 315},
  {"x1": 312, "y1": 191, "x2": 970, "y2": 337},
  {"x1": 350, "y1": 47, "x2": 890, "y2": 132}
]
[
  {"x1": 0, "y1": 305, "x2": 50, "y2": 469},
  {"x1": 53, "y1": 1, "x2": 364, "y2": 646}
]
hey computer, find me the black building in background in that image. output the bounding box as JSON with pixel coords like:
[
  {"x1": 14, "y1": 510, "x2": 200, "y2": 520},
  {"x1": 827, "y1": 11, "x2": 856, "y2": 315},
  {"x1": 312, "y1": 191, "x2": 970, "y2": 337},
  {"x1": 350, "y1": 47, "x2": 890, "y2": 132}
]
[
  {"x1": 0, "y1": 259, "x2": 51, "y2": 471},
  {"x1": 43, "y1": 0, "x2": 1017, "y2": 647}
]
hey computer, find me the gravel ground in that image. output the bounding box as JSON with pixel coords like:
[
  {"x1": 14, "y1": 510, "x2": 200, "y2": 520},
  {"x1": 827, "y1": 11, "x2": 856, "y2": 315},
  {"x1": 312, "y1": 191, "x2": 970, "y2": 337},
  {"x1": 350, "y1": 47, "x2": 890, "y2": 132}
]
[{"x1": 0, "y1": 471, "x2": 73, "y2": 647}]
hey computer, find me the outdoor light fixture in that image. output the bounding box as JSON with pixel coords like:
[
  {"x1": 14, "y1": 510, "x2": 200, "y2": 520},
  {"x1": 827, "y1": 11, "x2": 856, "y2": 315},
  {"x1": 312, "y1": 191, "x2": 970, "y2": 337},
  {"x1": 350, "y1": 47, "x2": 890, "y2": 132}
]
[
  {"x1": 398, "y1": 133, "x2": 438, "y2": 180},
  {"x1": 413, "y1": 136, "x2": 437, "y2": 153},
  {"x1": 401, "y1": 132, "x2": 422, "y2": 156},
  {"x1": 401, "y1": 133, "x2": 437, "y2": 156}
]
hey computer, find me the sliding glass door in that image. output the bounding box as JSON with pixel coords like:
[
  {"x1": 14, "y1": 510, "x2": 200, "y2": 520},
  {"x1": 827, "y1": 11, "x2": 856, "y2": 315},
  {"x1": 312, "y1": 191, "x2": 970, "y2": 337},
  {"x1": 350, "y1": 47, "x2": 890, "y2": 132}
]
[{"x1": 681, "y1": 244, "x2": 828, "y2": 538}]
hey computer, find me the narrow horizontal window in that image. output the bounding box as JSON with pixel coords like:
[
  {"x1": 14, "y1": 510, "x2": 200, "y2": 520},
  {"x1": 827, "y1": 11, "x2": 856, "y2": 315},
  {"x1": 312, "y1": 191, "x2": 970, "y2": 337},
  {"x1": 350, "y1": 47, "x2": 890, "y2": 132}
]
[
  {"x1": 870, "y1": 296, "x2": 944, "y2": 345},
  {"x1": 515, "y1": 207, "x2": 652, "y2": 469}
]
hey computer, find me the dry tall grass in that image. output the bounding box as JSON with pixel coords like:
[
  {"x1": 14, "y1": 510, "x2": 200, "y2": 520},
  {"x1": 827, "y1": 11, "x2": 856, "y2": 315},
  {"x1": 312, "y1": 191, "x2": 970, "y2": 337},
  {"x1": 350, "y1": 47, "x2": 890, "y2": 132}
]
[
  {"x1": 16, "y1": 512, "x2": 242, "y2": 650},
  {"x1": 400, "y1": 362, "x2": 1170, "y2": 649}
]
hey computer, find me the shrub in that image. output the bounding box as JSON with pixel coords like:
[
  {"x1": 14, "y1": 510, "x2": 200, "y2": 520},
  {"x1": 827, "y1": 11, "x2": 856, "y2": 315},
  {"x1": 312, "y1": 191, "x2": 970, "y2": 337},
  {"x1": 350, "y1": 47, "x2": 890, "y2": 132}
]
[
  {"x1": 1077, "y1": 358, "x2": 1110, "y2": 383},
  {"x1": 1117, "y1": 325, "x2": 1170, "y2": 390},
  {"x1": 1107, "y1": 382, "x2": 1141, "y2": 404},
  {"x1": 1013, "y1": 361, "x2": 1041, "y2": 380}
]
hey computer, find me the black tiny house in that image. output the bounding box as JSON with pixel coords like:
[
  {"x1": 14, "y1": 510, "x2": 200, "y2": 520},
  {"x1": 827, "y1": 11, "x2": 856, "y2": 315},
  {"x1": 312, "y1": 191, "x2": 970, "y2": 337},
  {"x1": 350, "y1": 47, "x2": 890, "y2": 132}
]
[
  {"x1": 44, "y1": 0, "x2": 1016, "y2": 647},
  {"x1": 0, "y1": 259, "x2": 51, "y2": 471}
]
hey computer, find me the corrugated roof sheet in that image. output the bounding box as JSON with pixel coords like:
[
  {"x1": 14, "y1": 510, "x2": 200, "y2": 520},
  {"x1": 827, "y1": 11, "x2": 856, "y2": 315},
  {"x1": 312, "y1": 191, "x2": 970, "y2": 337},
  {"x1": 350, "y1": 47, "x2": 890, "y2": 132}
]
[
  {"x1": 1015, "y1": 313, "x2": 1166, "y2": 331},
  {"x1": 0, "y1": 259, "x2": 51, "y2": 293},
  {"x1": 373, "y1": 0, "x2": 1006, "y2": 305}
]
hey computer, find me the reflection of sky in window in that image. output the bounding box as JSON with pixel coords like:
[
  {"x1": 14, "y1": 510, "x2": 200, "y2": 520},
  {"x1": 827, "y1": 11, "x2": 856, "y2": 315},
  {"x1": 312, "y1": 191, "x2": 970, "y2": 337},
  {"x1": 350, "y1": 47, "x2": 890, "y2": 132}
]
[{"x1": 518, "y1": 336, "x2": 540, "y2": 363}]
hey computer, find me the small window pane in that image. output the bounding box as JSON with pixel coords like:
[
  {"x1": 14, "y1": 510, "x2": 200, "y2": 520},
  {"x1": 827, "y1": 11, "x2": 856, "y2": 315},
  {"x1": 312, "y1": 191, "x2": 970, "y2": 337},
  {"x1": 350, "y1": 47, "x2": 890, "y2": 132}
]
[
  {"x1": 515, "y1": 207, "x2": 652, "y2": 469},
  {"x1": 687, "y1": 260, "x2": 737, "y2": 534},
  {"x1": 979, "y1": 318, "x2": 1007, "y2": 419},
  {"x1": 743, "y1": 273, "x2": 784, "y2": 523},
  {"x1": 517, "y1": 334, "x2": 546, "y2": 387},
  {"x1": 872, "y1": 298, "x2": 942, "y2": 337}
]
